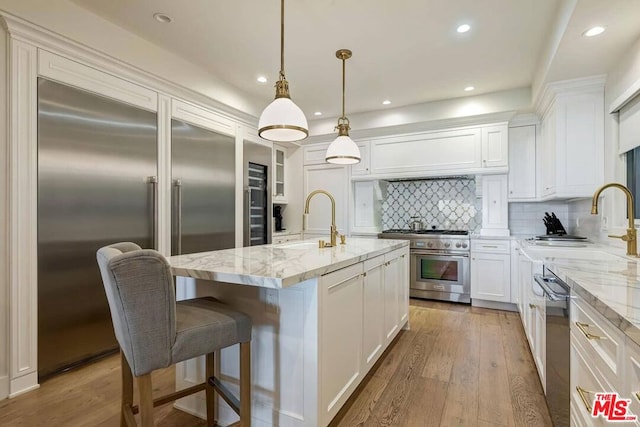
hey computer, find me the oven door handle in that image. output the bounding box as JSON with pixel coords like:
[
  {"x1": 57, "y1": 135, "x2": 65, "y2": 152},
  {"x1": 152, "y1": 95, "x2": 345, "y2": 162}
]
[
  {"x1": 411, "y1": 251, "x2": 469, "y2": 258},
  {"x1": 533, "y1": 273, "x2": 570, "y2": 301}
]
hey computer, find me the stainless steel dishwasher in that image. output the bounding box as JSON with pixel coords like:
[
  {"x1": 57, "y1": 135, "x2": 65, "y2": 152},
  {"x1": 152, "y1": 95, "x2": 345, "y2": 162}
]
[{"x1": 534, "y1": 268, "x2": 571, "y2": 427}]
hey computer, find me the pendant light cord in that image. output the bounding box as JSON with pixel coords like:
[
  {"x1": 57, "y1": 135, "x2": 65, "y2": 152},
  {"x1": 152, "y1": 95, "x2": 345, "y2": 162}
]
[
  {"x1": 341, "y1": 56, "x2": 346, "y2": 120},
  {"x1": 280, "y1": 0, "x2": 285, "y2": 80}
]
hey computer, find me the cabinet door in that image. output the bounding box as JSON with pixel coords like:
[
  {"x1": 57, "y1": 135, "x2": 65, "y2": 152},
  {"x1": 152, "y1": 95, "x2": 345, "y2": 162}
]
[
  {"x1": 470, "y1": 252, "x2": 510, "y2": 302},
  {"x1": 363, "y1": 262, "x2": 385, "y2": 370},
  {"x1": 351, "y1": 141, "x2": 370, "y2": 176},
  {"x1": 481, "y1": 174, "x2": 509, "y2": 233},
  {"x1": 273, "y1": 144, "x2": 287, "y2": 203},
  {"x1": 540, "y1": 109, "x2": 556, "y2": 197},
  {"x1": 321, "y1": 264, "x2": 364, "y2": 421},
  {"x1": 482, "y1": 124, "x2": 508, "y2": 168},
  {"x1": 398, "y1": 253, "x2": 409, "y2": 325},
  {"x1": 518, "y1": 258, "x2": 532, "y2": 338},
  {"x1": 510, "y1": 243, "x2": 520, "y2": 306},
  {"x1": 303, "y1": 163, "x2": 349, "y2": 235},
  {"x1": 383, "y1": 257, "x2": 400, "y2": 341},
  {"x1": 508, "y1": 125, "x2": 536, "y2": 199}
]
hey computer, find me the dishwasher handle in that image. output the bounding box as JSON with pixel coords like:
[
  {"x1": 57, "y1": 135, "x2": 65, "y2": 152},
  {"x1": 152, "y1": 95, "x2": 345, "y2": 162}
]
[{"x1": 534, "y1": 273, "x2": 570, "y2": 301}]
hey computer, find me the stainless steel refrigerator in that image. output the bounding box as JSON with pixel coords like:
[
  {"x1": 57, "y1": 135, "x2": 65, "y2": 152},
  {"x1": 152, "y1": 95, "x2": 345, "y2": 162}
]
[
  {"x1": 37, "y1": 78, "x2": 158, "y2": 379},
  {"x1": 171, "y1": 120, "x2": 235, "y2": 255},
  {"x1": 243, "y1": 141, "x2": 272, "y2": 246}
]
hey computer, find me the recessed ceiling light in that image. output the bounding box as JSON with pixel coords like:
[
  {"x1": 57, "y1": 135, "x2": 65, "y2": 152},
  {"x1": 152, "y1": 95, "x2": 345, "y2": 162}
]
[
  {"x1": 464, "y1": 86, "x2": 475, "y2": 92},
  {"x1": 153, "y1": 13, "x2": 172, "y2": 24},
  {"x1": 257, "y1": 76, "x2": 268, "y2": 83},
  {"x1": 382, "y1": 100, "x2": 391, "y2": 105},
  {"x1": 583, "y1": 26, "x2": 605, "y2": 37},
  {"x1": 457, "y1": 24, "x2": 471, "y2": 33},
  {"x1": 314, "y1": 111, "x2": 322, "y2": 116}
]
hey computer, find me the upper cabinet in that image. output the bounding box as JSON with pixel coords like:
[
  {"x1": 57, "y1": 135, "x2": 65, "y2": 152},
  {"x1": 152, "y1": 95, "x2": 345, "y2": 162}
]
[
  {"x1": 481, "y1": 124, "x2": 509, "y2": 168},
  {"x1": 508, "y1": 124, "x2": 537, "y2": 200},
  {"x1": 355, "y1": 122, "x2": 508, "y2": 180},
  {"x1": 537, "y1": 77, "x2": 605, "y2": 199},
  {"x1": 273, "y1": 143, "x2": 288, "y2": 203}
]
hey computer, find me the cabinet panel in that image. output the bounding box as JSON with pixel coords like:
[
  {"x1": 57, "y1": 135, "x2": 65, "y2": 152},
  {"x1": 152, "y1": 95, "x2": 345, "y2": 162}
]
[
  {"x1": 383, "y1": 257, "x2": 400, "y2": 341},
  {"x1": 398, "y1": 253, "x2": 409, "y2": 325},
  {"x1": 371, "y1": 128, "x2": 482, "y2": 175},
  {"x1": 303, "y1": 143, "x2": 330, "y2": 165},
  {"x1": 481, "y1": 174, "x2": 508, "y2": 233},
  {"x1": 363, "y1": 263, "x2": 384, "y2": 370},
  {"x1": 508, "y1": 125, "x2": 536, "y2": 199},
  {"x1": 303, "y1": 163, "x2": 349, "y2": 235},
  {"x1": 482, "y1": 124, "x2": 508, "y2": 168},
  {"x1": 321, "y1": 267, "x2": 364, "y2": 419},
  {"x1": 470, "y1": 252, "x2": 510, "y2": 302}
]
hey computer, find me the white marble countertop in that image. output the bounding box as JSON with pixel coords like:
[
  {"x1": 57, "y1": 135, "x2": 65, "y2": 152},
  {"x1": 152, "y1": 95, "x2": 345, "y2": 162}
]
[
  {"x1": 167, "y1": 238, "x2": 409, "y2": 289},
  {"x1": 519, "y1": 240, "x2": 640, "y2": 346}
]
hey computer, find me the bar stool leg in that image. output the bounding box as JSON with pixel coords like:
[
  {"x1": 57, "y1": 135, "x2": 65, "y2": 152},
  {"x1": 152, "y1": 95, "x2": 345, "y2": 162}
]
[
  {"x1": 138, "y1": 374, "x2": 154, "y2": 427},
  {"x1": 205, "y1": 352, "x2": 216, "y2": 427},
  {"x1": 121, "y1": 352, "x2": 134, "y2": 427},
  {"x1": 239, "y1": 342, "x2": 251, "y2": 427}
]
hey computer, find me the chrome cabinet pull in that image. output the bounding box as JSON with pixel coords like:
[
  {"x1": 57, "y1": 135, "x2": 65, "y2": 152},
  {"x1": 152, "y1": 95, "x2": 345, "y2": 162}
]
[
  {"x1": 148, "y1": 176, "x2": 158, "y2": 250},
  {"x1": 575, "y1": 322, "x2": 607, "y2": 340},
  {"x1": 576, "y1": 386, "x2": 594, "y2": 413}
]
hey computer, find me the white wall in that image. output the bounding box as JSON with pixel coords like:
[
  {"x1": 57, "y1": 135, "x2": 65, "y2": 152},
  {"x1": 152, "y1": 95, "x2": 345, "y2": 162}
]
[{"x1": 0, "y1": 22, "x2": 9, "y2": 399}]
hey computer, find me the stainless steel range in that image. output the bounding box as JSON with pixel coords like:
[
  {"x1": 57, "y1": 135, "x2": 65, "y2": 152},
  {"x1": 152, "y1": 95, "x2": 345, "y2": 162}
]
[{"x1": 379, "y1": 229, "x2": 470, "y2": 303}]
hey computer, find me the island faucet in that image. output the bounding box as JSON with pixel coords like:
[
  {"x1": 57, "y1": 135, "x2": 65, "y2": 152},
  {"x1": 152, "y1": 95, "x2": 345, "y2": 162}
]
[
  {"x1": 591, "y1": 182, "x2": 638, "y2": 256},
  {"x1": 303, "y1": 190, "x2": 342, "y2": 247}
]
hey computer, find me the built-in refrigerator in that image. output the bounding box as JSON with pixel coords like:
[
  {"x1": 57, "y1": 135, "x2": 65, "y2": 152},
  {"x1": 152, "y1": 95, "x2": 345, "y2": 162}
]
[
  {"x1": 171, "y1": 120, "x2": 235, "y2": 255},
  {"x1": 37, "y1": 78, "x2": 158, "y2": 379}
]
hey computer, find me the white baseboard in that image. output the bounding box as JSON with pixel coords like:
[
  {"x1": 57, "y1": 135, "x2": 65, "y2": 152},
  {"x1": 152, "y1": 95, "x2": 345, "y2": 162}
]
[
  {"x1": 471, "y1": 299, "x2": 517, "y2": 312},
  {"x1": 9, "y1": 372, "x2": 39, "y2": 398}
]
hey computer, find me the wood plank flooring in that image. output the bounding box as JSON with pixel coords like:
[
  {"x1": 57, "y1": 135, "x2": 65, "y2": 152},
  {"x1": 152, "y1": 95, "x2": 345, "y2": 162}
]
[{"x1": 0, "y1": 299, "x2": 551, "y2": 426}]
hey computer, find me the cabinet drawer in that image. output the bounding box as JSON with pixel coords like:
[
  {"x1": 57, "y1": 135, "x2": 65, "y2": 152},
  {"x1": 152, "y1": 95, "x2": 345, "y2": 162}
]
[
  {"x1": 321, "y1": 262, "x2": 363, "y2": 289},
  {"x1": 364, "y1": 254, "x2": 385, "y2": 271},
  {"x1": 571, "y1": 298, "x2": 625, "y2": 390},
  {"x1": 471, "y1": 239, "x2": 510, "y2": 254},
  {"x1": 384, "y1": 247, "x2": 408, "y2": 263},
  {"x1": 625, "y1": 338, "x2": 640, "y2": 425},
  {"x1": 571, "y1": 334, "x2": 612, "y2": 427}
]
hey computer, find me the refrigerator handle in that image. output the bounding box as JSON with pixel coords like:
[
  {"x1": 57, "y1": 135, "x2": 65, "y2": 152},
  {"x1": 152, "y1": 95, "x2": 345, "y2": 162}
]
[
  {"x1": 174, "y1": 179, "x2": 183, "y2": 255},
  {"x1": 148, "y1": 176, "x2": 158, "y2": 250}
]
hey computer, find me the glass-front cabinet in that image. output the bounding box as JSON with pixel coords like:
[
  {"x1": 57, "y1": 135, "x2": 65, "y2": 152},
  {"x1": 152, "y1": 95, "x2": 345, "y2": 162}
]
[{"x1": 273, "y1": 143, "x2": 287, "y2": 203}]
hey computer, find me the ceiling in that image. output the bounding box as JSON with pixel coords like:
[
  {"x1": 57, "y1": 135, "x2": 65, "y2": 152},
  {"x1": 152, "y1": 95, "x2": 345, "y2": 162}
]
[{"x1": 69, "y1": 0, "x2": 640, "y2": 120}]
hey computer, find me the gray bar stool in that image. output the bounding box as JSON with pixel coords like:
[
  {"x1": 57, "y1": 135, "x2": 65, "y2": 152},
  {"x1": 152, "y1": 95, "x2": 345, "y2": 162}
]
[{"x1": 97, "y1": 242, "x2": 252, "y2": 427}]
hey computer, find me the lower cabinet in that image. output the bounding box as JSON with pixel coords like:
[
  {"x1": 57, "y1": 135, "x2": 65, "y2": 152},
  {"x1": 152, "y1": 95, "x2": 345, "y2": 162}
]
[
  {"x1": 319, "y1": 246, "x2": 409, "y2": 425},
  {"x1": 470, "y1": 239, "x2": 511, "y2": 303}
]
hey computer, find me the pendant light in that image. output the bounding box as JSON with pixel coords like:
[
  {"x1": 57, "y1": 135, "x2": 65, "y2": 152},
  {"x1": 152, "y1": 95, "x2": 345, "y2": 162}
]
[
  {"x1": 325, "y1": 49, "x2": 361, "y2": 164},
  {"x1": 258, "y1": 0, "x2": 308, "y2": 143}
]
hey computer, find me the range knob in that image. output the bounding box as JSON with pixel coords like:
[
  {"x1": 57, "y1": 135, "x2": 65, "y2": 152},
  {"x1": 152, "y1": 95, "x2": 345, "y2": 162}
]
[
  {"x1": 462, "y1": 242, "x2": 468, "y2": 248},
  {"x1": 455, "y1": 242, "x2": 462, "y2": 248},
  {"x1": 444, "y1": 242, "x2": 451, "y2": 248},
  {"x1": 427, "y1": 242, "x2": 434, "y2": 248}
]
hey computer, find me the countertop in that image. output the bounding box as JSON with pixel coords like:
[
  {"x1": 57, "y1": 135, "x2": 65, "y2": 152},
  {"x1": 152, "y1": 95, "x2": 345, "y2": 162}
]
[
  {"x1": 167, "y1": 238, "x2": 409, "y2": 289},
  {"x1": 519, "y1": 240, "x2": 640, "y2": 346}
]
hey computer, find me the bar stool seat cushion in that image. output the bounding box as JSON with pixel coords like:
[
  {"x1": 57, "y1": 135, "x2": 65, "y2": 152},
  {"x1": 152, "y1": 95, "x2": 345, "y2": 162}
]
[{"x1": 173, "y1": 297, "x2": 252, "y2": 364}]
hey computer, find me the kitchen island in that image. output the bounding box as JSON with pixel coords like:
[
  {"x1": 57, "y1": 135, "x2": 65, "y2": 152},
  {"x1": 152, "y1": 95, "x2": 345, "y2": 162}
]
[{"x1": 166, "y1": 238, "x2": 410, "y2": 427}]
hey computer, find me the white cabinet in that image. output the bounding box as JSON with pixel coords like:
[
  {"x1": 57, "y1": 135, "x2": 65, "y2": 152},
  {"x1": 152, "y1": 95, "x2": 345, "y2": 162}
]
[
  {"x1": 624, "y1": 338, "x2": 640, "y2": 423},
  {"x1": 510, "y1": 241, "x2": 521, "y2": 305},
  {"x1": 273, "y1": 143, "x2": 288, "y2": 203},
  {"x1": 321, "y1": 263, "x2": 364, "y2": 422},
  {"x1": 538, "y1": 80, "x2": 605, "y2": 199},
  {"x1": 508, "y1": 125, "x2": 536, "y2": 200},
  {"x1": 470, "y1": 239, "x2": 510, "y2": 303},
  {"x1": 362, "y1": 256, "x2": 385, "y2": 371},
  {"x1": 383, "y1": 255, "x2": 400, "y2": 341},
  {"x1": 482, "y1": 124, "x2": 508, "y2": 168},
  {"x1": 303, "y1": 163, "x2": 349, "y2": 236},
  {"x1": 370, "y1": 127, "x2": 482, "y2": 176},
  {"x1": 351, "y1": 141, "x2": 370, "y2": 176},
  {"x1": 480, "y1": 174, "x2": 509, "y2": 236}
]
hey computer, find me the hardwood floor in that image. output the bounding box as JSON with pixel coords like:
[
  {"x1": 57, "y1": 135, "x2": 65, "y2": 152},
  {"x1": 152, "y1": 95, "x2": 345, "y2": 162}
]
[{"x1": 0, "y1": 300, "x2": 551, "y2": 426}]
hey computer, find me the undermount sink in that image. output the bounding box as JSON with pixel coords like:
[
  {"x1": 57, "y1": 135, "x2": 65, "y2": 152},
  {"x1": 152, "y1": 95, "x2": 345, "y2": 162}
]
[{"x1": 274, "y1": 241, "x2": 319, "y2": 249}]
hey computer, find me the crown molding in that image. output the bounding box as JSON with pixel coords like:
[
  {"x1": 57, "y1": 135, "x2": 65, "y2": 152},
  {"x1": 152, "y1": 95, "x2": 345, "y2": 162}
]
[
  {"x1": 535, "y1": 74, "x2": 606, "y2": 117},
  {"x1": 0, "y1": 11, "x2": 259, "y2": 128}
]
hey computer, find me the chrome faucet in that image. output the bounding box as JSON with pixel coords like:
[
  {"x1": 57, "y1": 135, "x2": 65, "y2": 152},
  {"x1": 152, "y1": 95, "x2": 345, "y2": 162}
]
[
  {"x1": 591, "y1": 183, "x2": 638, "y2": 256},
  {"x1": 303, "y1": 190, "x2": 343, "y2": 247}
]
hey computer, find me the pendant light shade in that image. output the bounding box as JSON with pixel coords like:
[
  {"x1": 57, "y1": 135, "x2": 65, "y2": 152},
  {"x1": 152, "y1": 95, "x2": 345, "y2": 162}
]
[
  {"x1": 258, "y1": 0, "x2": 308, "y2": 143},
  {"x1": 326, "y1": 49, "x2": 360, "y2": 164}
]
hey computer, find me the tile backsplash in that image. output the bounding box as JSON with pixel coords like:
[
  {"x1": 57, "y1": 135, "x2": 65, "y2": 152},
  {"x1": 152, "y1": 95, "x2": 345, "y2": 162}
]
[
  {"x1": 381, "y1": 177, "x2": 481, "y2": 231},
  {"x1": 508, "y1": 202, "x2": 570, "y2": 236}
]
